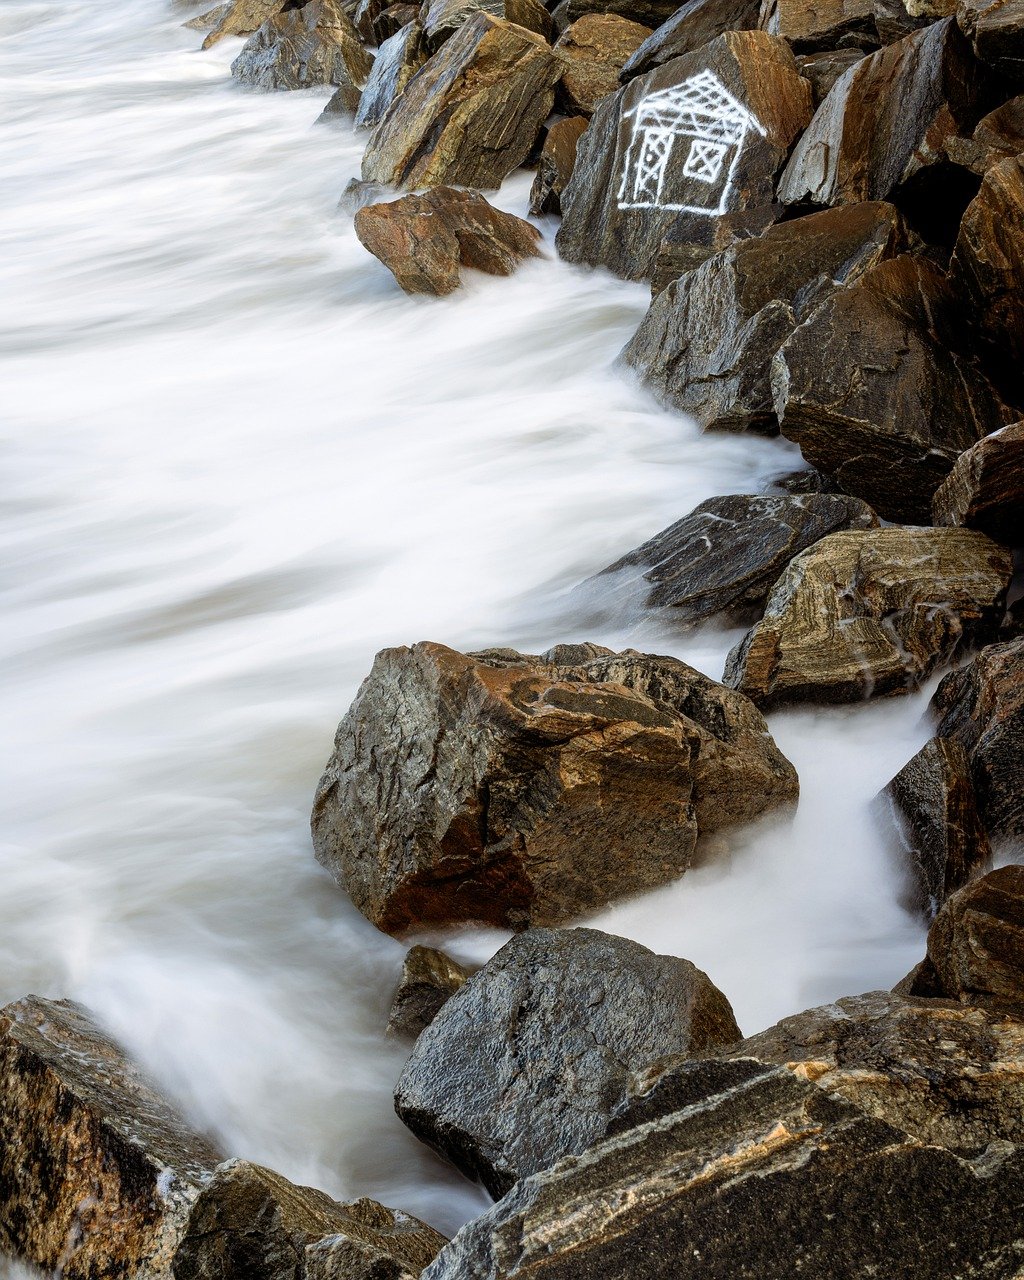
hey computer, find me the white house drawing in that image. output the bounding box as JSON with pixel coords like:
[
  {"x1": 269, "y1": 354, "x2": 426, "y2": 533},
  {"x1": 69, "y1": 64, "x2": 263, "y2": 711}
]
[{"x1": 617, "y1": 69, "x2": 766, "y2": 216}]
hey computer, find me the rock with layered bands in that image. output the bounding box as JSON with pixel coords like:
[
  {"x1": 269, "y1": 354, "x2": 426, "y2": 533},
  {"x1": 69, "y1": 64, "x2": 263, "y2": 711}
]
[
  {"x1": 361, "y1": 14, "x2": 559, "y2": 190},
  {"x1": 595, "y1": 493, "x2": 877, "y2": 625},
  {"x1": 565, "y1": 0, "x2": 694, "y2": 27},
  {"x1": 932, "y1": 422, "x2": 1024, "y2": 545},
  {"x1": 394, "y1": 927, "x2": 740, "y2": 1197},
  {"x1": 957, "y1": 0, "x2": 1024, "y2": 77},
  {"x1": 375, "y1": 3, "x2": 419, "y2": 40},
  {"x1": 619, "y1": 0, "x2": 761, "y2": 80},
  {"x1": 556, "y1": 30, "x2": 812, "y2": 282},
  {"x1": 387, "y1": 945, "x2": 474, "y2": 1038},
  {"x1": 759, "y1": 0, "x2": 926, "y2": 51},
  {"x1": 529, "y1": 116, "x2": 588, "y2": 214},
  {"x1": 926, "y1": 866, "x2": 1024, "y2": 1015},
  {"x1": 0, "y1": 996, "x2": 220, "y2": 1279},
  {"x1": 231, "y1": 0, "x2": 373, "y2": 91},
  {"x1": 311, "y1": 641, "x2": 797, "y2": 934},
  {"x1": 554, "y1": 15, "x2": 652, "y2": 114},
  {"x1": 621, "y1": 201, "x2": 910, "y2": 432},
  {"x1": 773, "y1": 255, "x2": 1013, "y2": 523},
  {"x1": 184, "y1": 3, "x2": 232, "y2": 32},
  {"x1": 201, "y1": 0, "x2": 285, "y2": 47},
  {"x1": 354, "y1": 22, "x2": 428, "y2": 130},
  {"x1": 724, "y1": 527, "x2": 1013, "y2": 709},
  {"x1": 419, "y1": 0, "x2": 554, "y2": 50}
]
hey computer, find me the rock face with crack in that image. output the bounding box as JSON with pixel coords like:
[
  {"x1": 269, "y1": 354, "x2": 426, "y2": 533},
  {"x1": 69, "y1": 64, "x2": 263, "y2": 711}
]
[
  {"x1": 925, "y1": 866, "x2": 1024, "y2": 1016},
  {"x1": 231, "y1": 0, "x2": 373, "y2": 90},
  {"x1": 393, "y1": 927, "x2": 740, "y2": 1197},
  {"x1": 932, "y1": 422, "x2": 1024, "y2": 545}
]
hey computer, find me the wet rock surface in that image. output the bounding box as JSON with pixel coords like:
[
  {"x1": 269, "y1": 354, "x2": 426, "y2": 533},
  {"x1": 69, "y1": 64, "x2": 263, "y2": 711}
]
[
  {"x1": 231, "y1": 0, "x2": 373, "y2": 91},
  {"x1": 201, "y1": 0, "x2": 285, "y2": 47},
  {"x1": 354, "y1": 21, "x2": 427, "y2": 130},
  {"x1": 529, "y1": 116, "x2": 588, "y2": 215},
  {"x1": 932, "y1": 421, "x2": 1024, "y2": 545},
  {"x1": 618, "y1": 0, "x2": 761, "y2": 80},
  {"x1": 796, "y1": 46, "x2": 865, "y2": 101},
  {"x1": 387, "y1": 945, "x2": 474, "y2": 1038},
  {"x1": 393, "y1": 927, "x2": 740, "y2": 1197},
  {"x1": 926, "y1": 866, "x2": 1024, "y2": 1016},
  {"x1": 553, "y1": 15, "x2": 652, "y2": 115},
  {"x1": 418, "y1": 0, "x2": 554, "y2": 50},
  {"x1": 648, "y1": 201, "x2": 782, "y2": 294},
  {"x1": 957, "y1": 0, "x2": 1024, "y2": 76},
  {"x1": 760, "y1": 0, "x2": 925, "y2": 51}
]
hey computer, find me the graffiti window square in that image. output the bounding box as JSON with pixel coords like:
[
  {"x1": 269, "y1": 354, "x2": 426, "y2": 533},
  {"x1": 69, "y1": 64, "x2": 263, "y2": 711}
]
[{"x1": 682, "y1": 138, "x2": 728, "y2": 185}]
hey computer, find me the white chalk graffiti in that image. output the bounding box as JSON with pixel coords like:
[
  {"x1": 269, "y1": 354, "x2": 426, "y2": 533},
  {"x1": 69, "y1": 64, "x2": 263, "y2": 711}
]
[{"x1": 617, "y1": 70, "x2": 766, "y2": 216}]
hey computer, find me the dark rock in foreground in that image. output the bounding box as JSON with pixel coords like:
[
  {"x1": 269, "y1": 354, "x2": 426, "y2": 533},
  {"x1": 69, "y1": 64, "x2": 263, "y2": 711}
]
[
  {"x1": 932, "y1": 422, "x2": 1024, "y2": 545},
  {"x1": 529, "y1": 117, "x2": 588, "y2": 215},
  {"x1": 231, "y1": 0, "x2": 373, "y2": 91},
  {"x1": 926, "y1": 866, "x2": 1024, "y2": 1017},
  {"x1": 394, "y1": 927, "x2": 740, "y2": 1197},
  {"x1": 387, "y1": 945, "x2": 474, "y2": 1038}
]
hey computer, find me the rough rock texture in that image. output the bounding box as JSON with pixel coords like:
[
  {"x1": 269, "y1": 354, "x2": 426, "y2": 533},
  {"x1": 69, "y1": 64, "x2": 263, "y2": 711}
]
[
  {"x1": 760, "y1": 0, "x2": 925, "y2": 50},
  {"x1": 622, "y1": 201, "x2": 910, "y2": 432},
  {"x1": 529, "y1": 116, "x2": 588, "y2": 215},
  {"x1": 393, "y1": 928, "x2": 740, "y2": 1197},
  {"x1": 932, "y1": 637, "x2": 1024, "y2": 839},
  {"x1": 0, "y1": 996, "x2": 220, "y2": 1279},
  {"x1": 926, "y1": 866, "x2": 1024, "y2": 1015},
  {"x1": 883, "y1": 737, "x2": 991, "y2": 917},
  {"x1": 595, "y1": 493, "x2": 877, "y2": 625},
  {"x1": 354, "y1": 21, "x2": 428, "y2": 131},
  {"x1": 387, "y1": 945, "x2": 474, "y2": 1038},
  {"x1": 419, "y1": 0, "x2": 554, "y2": 50},
  {"x1": 553, "y1": 15, "x2": 651, "y2": 114},
  {"x1": 773, "y1": 255, "x2": 1013, "y2": 523},
  {"x1": 201, "y1": 0, "x2": 284, "y2": 47},
  {"x1": 557, "y1": 31, "x2": 812, "y2": 282},
  {"x1": 421, "y1": 1059, "x2": 1024, "y2": 1280},
  {"x1": 354, "y1": 188, "x2": 543, "y2": 295},
  {"x1": 184, "y1": 3, "x2": 232, "y2": 32},
  {"x1": 649, "y1": 201, "x2": 781, "y2": 294},
  {"x1": 231, "y1": 0, "x2": 373, "y2": 91},
  {"x1": 311, "y1": 641, "x2": 798, "y2": 933},
  {"x1": 361, "y1": 14, "x2": 559, "y2": 190},
  {"x1": 564, "y1": 0, "x2": 692, "y2": 28},
  {"x1": 376, "y1": 3, "x2": 420, "y2": 40},
  {"x1": 796, "y1": 46, "x2": 864, "y2": 101},
  {"x1": 619, "y1": 0, "x2": 761, "y2": 80},
  {"x1": 957, "y1": 0, "x2": 1024, "y2": 76},
  {"x1": 932, "y1": 422, "x2": 1024, "y2": 545},
  {"x1": 724, "y1": 526, "x2": 1013, "y2": 708},
  {"x1": 173, "y1": 1159, "x2": 447, "y2": 1280}
]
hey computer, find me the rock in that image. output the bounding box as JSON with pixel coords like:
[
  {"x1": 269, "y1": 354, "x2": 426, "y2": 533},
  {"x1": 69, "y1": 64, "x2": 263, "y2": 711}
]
[
  {"x1": 649, "y1": 201, "x2": 782, "y2": 293},
  {"x1": 418, "y1": 0, "x2": 555, "y2": 49},
  {"x1": 973, "y1": 93, "x2": 1024, "y2": 153},
  {"x1": 957, "y1": 0, "x2": 1024, "y2": 77},
  {"x1": 554, "y1": 14, "x2": 652, "y2": 115},
  {"x1": 374, "y1": 2, "x2": 420, "y2": 40},
  {"x1": 320, "y1": 79, "x2": 363, "y2": 115},
  {"x1": 354, "y1": 23, "x2": 428, "y2": 130},
  {"x1": 184, "y1": 2, "x2": 232, "y2": 31},
  {"x1": 201, "y1": 0, "x2": 285, "y2": 47},
  {"x1": 361, "y1": 14, "x2": 560, "y2": 190},
  {"x1": 892, "y1": 955, "x2": 946, "y2": 997},
  {"x1": 352, "y1": 0, "x2": 390, "y2": 42},
  {"x1": 173, "y1": 1159, "x2": 447, "y2": 1280},
  {"x1": 529, "y1": 116, "x2": 588, "y2": 214},
  {"x1": 387, "y1": 945, "x2": 474, "y2": 1038},
  {"x1": 768, "y1": 465, "x2": 842, "y2": 494},
  {"x1": 760, "y1": 0, "x2": 926, "y2": 51},
  {"x1": 393, "y1": 927, "x2": 740, "y2": 1197},
  {"x1": 926, "y1": 866, "x2": 1024, "y2": 1015},
  {"x1": 231, "y1": 0, "x2": 373, "y2": 91},
  {"x1": 621, "y1": 201, "x2": 910, "y2": 432},
  {"x1": 0, "y1": 995, "x2": 220, "y2": 1279},
  {"x1": 773, "y1": 255, "x2": 1014, "y2": 523},
  {"x1": 595, "y1": 493, "x2": 877, "y2": 626},
  {"x1": 932, "y1": 637, "x2": 1024, "y2": 839},
  {"x1": 311, "y1": 641, "x2": 797, "y2": 934},
  {"x1": 566, "y1": 0, "x2": 695, "y2": 27},
  {"x1": 932, "y1": 422, "x2": 1024, "y2": 546},
  {"x1": 882, "y1": 736, "x2": 991, "y2": 917},
  {"x1": 557, "y1": 30, "x2": 812, "y2": 282},
  {"x1": 796, "y1": 47, "x2": 864, "y2": 103},
  {"x1": 338, "y1": 177, "x2": 393, "y2": 212},
  {"x1": 354, "y1": 188, "x2": 543, "y2": 295},
  {"x1": 619, "y1": 0, "x2": 761, "y2": 81},
  {"x1": 420, "y1": 1057, "x2": 1024, "y2": 1280},
  {"x1": 724, "y1": 526, "x2": 1013, "y2": 709}
]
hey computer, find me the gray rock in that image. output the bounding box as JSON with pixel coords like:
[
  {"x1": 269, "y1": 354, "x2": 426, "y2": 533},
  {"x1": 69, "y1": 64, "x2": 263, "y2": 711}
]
[
  {"x1": 418, "y1": 0, "x2": 554, "y2": 50},
  {"x1": 796, "y1": 46, "x2": 864, "y2": 103},
  {"x1": 354, "y1": 22, "x2": 428, "y2": 131},
  {"x1": 231, "y1": 0, "x2": 373, "y2": 91},
  {"x1": 387, "y1": 945, "x2": 474, "y2": 1038},
  {"x1": 184, "y1": 2, "x2": 232, "y2": 32},
  {"x1": 619, "y1": 0, "x2": 761, "y2": 81}
]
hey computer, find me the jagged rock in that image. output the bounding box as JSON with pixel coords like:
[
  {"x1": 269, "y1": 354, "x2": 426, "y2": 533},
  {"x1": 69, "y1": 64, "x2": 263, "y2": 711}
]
[
  {"x1": 554, "y1": 15, "x2": 652, "y2": 115},
  {"x1": 724, "y1": 527, "x2": 1013, "y2": 709},
  {"x1": 796, "y1": 47, "x2": 864, "y2": 102},
  {"x1": 231, "y1": 0, "x2": 373, "y2": 91},
  {"x1": 760, "y1": 0, "x2": 926, "y2": 51},
  {"x1": 354, "y1": 188, "x2": 543, "y2": 295},
  {"x1": 882, "y1": 736, "x2": 991, "y2": 917},
  {"x1": 0, "y1": 996, "x2": 220, "y2": 1279},
  {"x1": 184, "y1": 2, "x2": 232, "y2": 31},
  {"x1": 353, "y1": 22, "x2": 427, "y2": 130},
  {"x1": 374, "y1": 2, "x2": 420, "y2": 40},
  {"x1": 557, "y1": 31, "x2": 812, "y2": 282},
  {"x1": 529, "y1": 116, "x2": 588, "y2": 215},
  {"x1": 394, "y1": 928, "x2": 740, "y2": 1197},
  {"x1": 173, "y1": 1159, "x2": 447, "y2": 1280},
  {"x1": 595, "y1": 493, "x2": 877, "y2": 626},
  {"x1": 352, "y1": 0, "x2": 389, "y2": 42},
  {"x1": 421, "y1": 1058, "x2": 1024, "y2": 1280},
  {"x1": 320, "y1": 79, "x2": 363, "y2": 115},
  {"x1": 649, "y1": 202, "x2": 781, "y2": 293},
  {"x1": 932, "y1": 637, "x2": 1024, "y2": 839},
  {"x1": 565, "y1": 0, "x2": 695, "y2": 27},
  {"x1": 361, "y1": 14, "x2": 559, "y2": 190},
  {"x1": 201, "y1": 0, "x2": 284, "y2": 47},
  {"x1": 926, "y1": 866, "x2": 1024, "y2": 1015},
  {"x1": 773, "y1": 255, "x2": 1013, "y2": 523},
  {"x1": 619, "y1": 0, "x2": 761, "y2": 81},
  {"x1": 769, "y1": 466, "x2": 842, "y2": 494},
  {"x1": 957, "y1": 0, "x2": 1024, "y2": 77},
  {"x1": 974, "y1": 93, "x2": 1024, "y2": 151},
  {"x1": 311, "y1": 641, "x2": 797, "y2": 934},
  {"x1": 418, "y1": 0, "x2": 554, "y2": 49},
  {"x1": 622, "y1": 201, "x2": 910, "y2": 432},
  {"x1": 932, "y1": 422, "x2": 1024, "y2": 546},
  {"x1": 892, "y1": 955, "x2": 946, "y2": 997},
  {"x1": 387, "y1": 945, "x2": 474, "y2": 1038}
]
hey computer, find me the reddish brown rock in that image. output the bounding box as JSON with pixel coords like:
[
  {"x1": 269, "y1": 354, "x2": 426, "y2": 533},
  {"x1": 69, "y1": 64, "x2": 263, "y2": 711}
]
[
  {"x1": 230, "y1": 0, "x2": 373, "y2": 91},
  {"x1": 619, "y1": 0, "x2": 761, "y2": 81},
  {"x1": 927, "y1": 866, "x2": 1024, "y2": 1015},
  {"x1": 760, "y1": 0, "x2": 926, "y2": 50},
  {"x1": 957, "y1": 0, "x2": 1024, "y2": 77},
  {"x1": 529, "y1": 116, "x2": 588, "y2": 215},
  {"x1": 554, "y1": 14, "x2": 652, "y2": 114},
  {"x1": 932, "y1": 422, "x2": 1024, "y2": 546}
]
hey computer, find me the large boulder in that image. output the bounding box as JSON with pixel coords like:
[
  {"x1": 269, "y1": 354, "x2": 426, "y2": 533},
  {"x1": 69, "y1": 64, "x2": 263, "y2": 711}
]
[
  {"x1": 556, "y1": 30, "x2": 812, "y2": 282},
  {"x1": 926, "y1": 866, "x2": 1024, "y2": 1016},
  {"x1": 554, "y1": 15, "x2": 652, "y2": 115},
  {"x1": 353, "y1": 22, "x2": 428, "y2": 131},
  {"x1": 0, "y1": 996, "x2": 220, "y2": 1279},
  {"x1": 311, "y1": 642, "x2": 798, "y2": 934},
  {"x1": 387, "y1": 945, "x2": 474, "y2": 1038},
  {"x1": 760, "y1": 0, "x2": 925, "y2": 50},
  {"x1": 393, "y1": 927, "x2": 740, "y2": 1197},
  {"x1": 418, "y1": 0, "x2": 554, "y2": 50},
  {"x1": 619, "y1": 0, "x2": 761, "y2": 81},
  {"x1": 201, "y1": 0, "x2": 284, "y2": 47},
  {"x1": 957, "y1": 0, "x2": 1024, "y2": 76},
  {"x1": 594, "y1": 492, "x2": 877, "y2": 626},
  {"x1": 932, "y1": 422, "x2": 1024, "y2": 546},
  {"x1": 529, "y1": 116, "x2": 588, "y2": 215},
  {"x1": 361, "y1": 14, "x2": 559, "y2": 190},
  {"x1": 724, "y1": 527, "x2": 1013, "y2": 708},
  {"x1": 231, "y1": 0, "x2": 373, "y2": 91}
]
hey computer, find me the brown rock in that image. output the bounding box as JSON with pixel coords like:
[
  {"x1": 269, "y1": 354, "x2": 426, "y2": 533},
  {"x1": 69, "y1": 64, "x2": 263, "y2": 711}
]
[
  {"x1": 387, "y1": 945, "x2": 474, "y2": 1038},
  {"x1": 649, "y1": 202, "x2": 782, "y2": 293},
  {"x1": 554, "y1": 14, "x2": 652, "y2": 115},
  {"x1": 565, "y1": 0, "x2": 696, "y2": 27},
  {"x1": 374, "y1": 2, "x2": 420, "y2": 40},
  {"x1": 927, "y1": 866, "x2": 1024, "y2": 1015},
  {"x1": 957, "y1": 0, "x2": 1024, "y2": 76},
  {"x1": 352, "y1": 0, "x2": 389, "y2": 42},
  {"x1": 201, "y1": 0, "x2": 285, "y2": 47},
  {"x1": 619, "y1": 0, "x2": 761, "y2": 81},
  {"x1": 760, "y1": 0, "x2": 926, "y2": 51},
  {"x1": 353, "y1": 21, "x2": 427, "y2": 131},
  {"x1": 974, "y1": 93, "x2": 1024, "y2": 152},
  {"x1": 361, "y1": 14, "x2": 560, "y2": 190},
  {"x1": 230, "y1": 0, "x2": 373, "y2": 91},
  {"x1": 184, "y1": 2, "x2": 232, "y2": 31},
  {"x1": 724, "y1": 526, "x2": 1013, "y2": 709},
  {"x1": 932, "y1": 422, "x2": 1024, "y2": 545},
  {"x1": 796, "y1": 47, "x2": 864, "y2": 103},
  {"x1": 418, "y1": 0, "x2": 554, "y2": 50},
  {"x1": 529, "y1": 116, "x2": 588, "y2": 215}
]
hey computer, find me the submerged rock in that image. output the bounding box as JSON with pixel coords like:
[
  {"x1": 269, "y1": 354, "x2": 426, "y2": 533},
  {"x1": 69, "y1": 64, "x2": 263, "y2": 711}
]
[
  {"x1": 926, "y1": 866, "x2": 1024, "y2": 1016},
  {"x1": 387, "y1": 945, "x2": 474, "y2": 1038},
  {"x1": 529, "y1": 116, "x2": 588, "y2": 215},
  {"x1": 618, "y1": 0, "x2": 761, "y2": 81},
  {"x1": 231, "y1": 0, "x2": 373, "y2": 91},
  {"x1": 554, "y1": 14, "x2": 652, "y2": 115},
  {"x1": 932, "y1": 422, "x2": 1024, "y2": 546},
  {"x1": 353, "y1": 21, "x2": 428, "y2": 131}
]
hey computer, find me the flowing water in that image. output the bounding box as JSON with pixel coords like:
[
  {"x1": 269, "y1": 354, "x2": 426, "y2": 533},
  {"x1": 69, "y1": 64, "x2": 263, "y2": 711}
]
[{"x1": 0, "y1": 0, "x2": 931, "y2": 1247}]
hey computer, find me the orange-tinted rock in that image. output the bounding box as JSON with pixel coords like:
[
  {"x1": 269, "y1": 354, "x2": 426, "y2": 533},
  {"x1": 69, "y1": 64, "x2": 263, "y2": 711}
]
[
  {"x1": 554, "y1": 14, "x2": 652, "y2": 115},
  {"x1": 529, "y1": 116, "x2": 588, "y2": 215},
  {"x1": 760, "y1": 0, "x2": 926, "y2": 50},
  {"x1": 201, "y1": 0, "x2": 285, "y2": 47}
]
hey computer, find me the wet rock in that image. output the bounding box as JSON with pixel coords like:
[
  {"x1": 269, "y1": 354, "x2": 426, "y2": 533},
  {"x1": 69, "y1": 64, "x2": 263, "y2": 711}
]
[
  {"x1": 557, "y1": 30, "x2": 812, "y2": 282},
  {"x1": 932, "y1": 636, "x2": 1024, "y2": 840},
  {"x1": 387, "y1": 945, "x2": 474, "y2": 1038},
  {"x1": 957, "y1": 0, "x2": 1024, "y2": 77},
  {"x1": 927, "y1": 865, "x2": 1024, "y2": 1015},
  {"x1": 184, "y1": 2, "x2": 232, "y2": 31},
  {"x1": 394, "y1": 927, "x2": 740, "y2": 1197},
  {"x1": 361, "y1": 14, "x2": 559, "y2": 190},
  {"x1": 0, "y1": 995, "x2": 220, "y2": 1279},
  {"x1": 768, "y1": 465, "x2": 842, "y2": 494},
  {"x1": 173, "y1": 1159, "x2": 447, "y2": 1280},
  {"x1": 565, "y1": 0, "x2": 694, "y2": 27},
  {"x1": 554, "y1": 14, "x2": 652, "y2": 115},
  {"x1": 649, "y1": 201, "x2": 781, "y2": 293},
  {"x1": 201, "y1": 0, "x2": 285, "y2": 47},
  {"x1": 529, "y1": 116, "x2": 588, "y2": 214},
  {"x1": 354, "y1": 187, "x2": 543, "y2": 295},
  {"x1": 760, "y1": 0, "x2": 926, "y2": 51},
  {"x1": 419, "y1": 0, "x2": 554, "y2": 49},
  {"x1": 882, "y1": 736, "x2": 991, "y2": 917},
  {"x1": 374, "y1": 2, "x2": 420, "y2": 40},
  {"x1": 932, "y1": 422, "x2": 1024, "y2": 546},
  {"x1": 231, "y1": 0, "x2": 374, "y2": 91},
  {"x1": 311, "y1": 641, "x2": 797, "y2": 934},
  {"x1": 338, "y1": 177, "x2": 393, "y2": 212},
  {"x1": 619, "y1": 0, "x2": 761, "y2": 81},
  {"x1": 773, "y1": 255, "x2": 1013, "y2": 523},
  {"x1": 796, "y1": 46, "x2": 864, "y2": 103},
  {"x1": 353, "y1": 22, "x2": 427, "y2": 129},
  {"x1": 622, "y1": 201, "x2": 909, "y2": 431},
  {"x1": 595, "y1": 493, "x2": 877, "y2": 626},
  {"x1": 724, "y1": 526, "x2": 1013, "y2": 709},
  {"x1": 352, "y1": 0, "x2": 390, "y2": 42},
  {"x1": 320, "y1": 79, "x2": 363, "y2": 115}
]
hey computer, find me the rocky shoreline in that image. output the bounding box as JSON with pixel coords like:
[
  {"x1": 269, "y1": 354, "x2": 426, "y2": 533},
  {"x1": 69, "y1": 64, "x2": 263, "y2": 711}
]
[{"x1": 2, "y1": 0, "x2": 1023, "y2": 1274}]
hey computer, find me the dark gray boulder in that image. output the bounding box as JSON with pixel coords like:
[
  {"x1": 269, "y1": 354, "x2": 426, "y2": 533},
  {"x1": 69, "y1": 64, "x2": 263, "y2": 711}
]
[
  {"x1": 353, "y1": 21, "x2": 427, "y2": 131},
  {"x1": 387, "y1": 945, "x2": 474, "y2": 1038},
  {"x1": 618, "y1": 0, "x2": 760, "y2": 81},
  {"x1": 796, "y1": 47, "x2": 865, "y2": 103}
]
